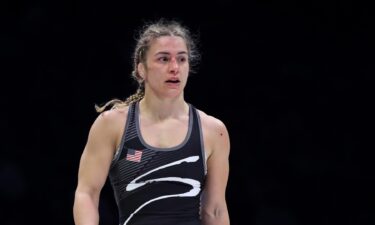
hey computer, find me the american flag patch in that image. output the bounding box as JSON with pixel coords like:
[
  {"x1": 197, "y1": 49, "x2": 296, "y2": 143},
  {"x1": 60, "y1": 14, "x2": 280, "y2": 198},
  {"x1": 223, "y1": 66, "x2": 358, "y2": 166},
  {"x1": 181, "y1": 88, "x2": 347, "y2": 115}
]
[{"x1": 126, "y1": 149, "x2": 143, "y2": 162}]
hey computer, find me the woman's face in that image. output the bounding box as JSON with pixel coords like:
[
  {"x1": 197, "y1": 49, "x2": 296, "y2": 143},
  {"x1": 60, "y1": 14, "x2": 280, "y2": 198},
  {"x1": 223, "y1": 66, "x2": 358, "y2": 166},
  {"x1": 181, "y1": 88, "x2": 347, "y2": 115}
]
[{"x1": 138, "y1": 36, "x2": 189, "y2": 99}]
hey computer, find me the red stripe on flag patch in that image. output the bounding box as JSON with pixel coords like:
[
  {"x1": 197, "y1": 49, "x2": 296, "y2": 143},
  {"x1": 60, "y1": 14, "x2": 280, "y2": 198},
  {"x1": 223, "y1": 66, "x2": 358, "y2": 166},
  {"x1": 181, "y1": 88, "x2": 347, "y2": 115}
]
[{"x1": 126, "y1": 149, "x2": 142, "y2": 162}]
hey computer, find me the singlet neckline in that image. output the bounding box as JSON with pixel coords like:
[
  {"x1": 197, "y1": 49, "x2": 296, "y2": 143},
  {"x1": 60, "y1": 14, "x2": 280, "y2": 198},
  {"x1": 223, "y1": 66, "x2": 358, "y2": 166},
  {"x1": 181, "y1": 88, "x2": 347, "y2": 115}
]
[{"x1": 135, "y1": 101, "x2": 193, "y2": 151}]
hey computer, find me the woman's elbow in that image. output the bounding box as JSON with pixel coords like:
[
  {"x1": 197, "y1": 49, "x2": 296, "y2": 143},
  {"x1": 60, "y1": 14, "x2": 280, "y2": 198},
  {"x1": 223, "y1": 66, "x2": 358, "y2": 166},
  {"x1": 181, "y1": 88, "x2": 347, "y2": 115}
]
[{"x1": 201, "y1": 206, "x2": 230, "y2": 225}]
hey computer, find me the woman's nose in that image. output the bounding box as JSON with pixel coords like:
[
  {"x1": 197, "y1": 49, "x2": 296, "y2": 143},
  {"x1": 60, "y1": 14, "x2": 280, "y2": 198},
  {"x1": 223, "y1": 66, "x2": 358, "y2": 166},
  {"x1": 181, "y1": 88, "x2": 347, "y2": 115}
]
[{"x1": 168, "y1": 58, "x2": 179, "y2": 73}]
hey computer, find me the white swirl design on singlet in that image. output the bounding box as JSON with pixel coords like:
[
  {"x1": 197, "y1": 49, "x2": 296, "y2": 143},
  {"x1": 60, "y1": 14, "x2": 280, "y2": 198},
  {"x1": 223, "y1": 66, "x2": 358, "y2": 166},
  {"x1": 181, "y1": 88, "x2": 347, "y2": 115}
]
[{"x1": 123, "y1": 156, "x2": 201, "y2": 225}]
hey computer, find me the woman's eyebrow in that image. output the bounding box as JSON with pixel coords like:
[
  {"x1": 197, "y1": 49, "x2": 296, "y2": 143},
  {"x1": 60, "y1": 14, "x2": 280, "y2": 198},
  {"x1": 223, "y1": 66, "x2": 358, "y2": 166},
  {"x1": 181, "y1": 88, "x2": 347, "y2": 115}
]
[{"x1": 154, "y1": 51, "x2": 188, "y2": 56}]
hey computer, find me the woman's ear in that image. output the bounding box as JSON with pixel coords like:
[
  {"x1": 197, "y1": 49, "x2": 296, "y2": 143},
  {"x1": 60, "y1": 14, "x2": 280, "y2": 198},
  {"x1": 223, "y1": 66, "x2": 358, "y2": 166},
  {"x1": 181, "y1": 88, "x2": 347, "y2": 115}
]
[{"x1": 137, "y1": 63, "x2": 145, "y2": 79}]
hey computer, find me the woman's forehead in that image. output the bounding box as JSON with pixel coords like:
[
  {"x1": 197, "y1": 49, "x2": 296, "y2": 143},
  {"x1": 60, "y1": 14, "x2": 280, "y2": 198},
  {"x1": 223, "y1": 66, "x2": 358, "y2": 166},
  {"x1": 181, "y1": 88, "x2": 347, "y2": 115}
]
[{"x1": 148, "y1": 36, "x2": 188, "y2": 53}]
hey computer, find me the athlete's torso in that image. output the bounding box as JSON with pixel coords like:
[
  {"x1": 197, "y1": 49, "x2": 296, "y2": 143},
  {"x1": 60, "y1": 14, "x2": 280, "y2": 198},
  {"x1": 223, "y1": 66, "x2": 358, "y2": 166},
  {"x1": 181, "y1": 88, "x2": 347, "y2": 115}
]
[{"x1": 109, "y1": 102, "x2": 206, "y2": 225}]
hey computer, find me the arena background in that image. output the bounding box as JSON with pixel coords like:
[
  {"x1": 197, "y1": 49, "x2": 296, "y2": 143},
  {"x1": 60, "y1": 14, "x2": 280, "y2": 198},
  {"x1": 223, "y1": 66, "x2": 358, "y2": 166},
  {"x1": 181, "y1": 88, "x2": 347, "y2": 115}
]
[{"x1": 2, "y1": 1, "x2": 374, "y2": 224}]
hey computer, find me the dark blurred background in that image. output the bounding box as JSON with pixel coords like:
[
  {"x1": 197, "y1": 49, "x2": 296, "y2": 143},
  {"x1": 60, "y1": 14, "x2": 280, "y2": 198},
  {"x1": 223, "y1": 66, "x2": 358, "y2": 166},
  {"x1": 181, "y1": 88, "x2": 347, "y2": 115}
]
[{"x1": 2, "y1": 0, "x2": 374, "y2": 225}]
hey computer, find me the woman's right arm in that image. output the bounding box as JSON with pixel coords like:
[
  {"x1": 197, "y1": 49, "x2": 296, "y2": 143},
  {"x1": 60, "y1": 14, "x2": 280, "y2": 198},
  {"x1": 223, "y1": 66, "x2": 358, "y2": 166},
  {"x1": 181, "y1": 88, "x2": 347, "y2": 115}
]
[{"x1": 73, "y1": 111, "x2": 119, "y2": 225}]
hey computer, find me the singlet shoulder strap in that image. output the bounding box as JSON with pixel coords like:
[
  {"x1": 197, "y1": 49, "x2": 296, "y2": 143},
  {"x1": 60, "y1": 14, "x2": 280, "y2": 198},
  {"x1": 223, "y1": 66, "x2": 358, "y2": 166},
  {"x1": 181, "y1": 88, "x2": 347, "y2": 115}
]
[{"x1": 110, "y1": 102, "x2": 137, "y2": 166}]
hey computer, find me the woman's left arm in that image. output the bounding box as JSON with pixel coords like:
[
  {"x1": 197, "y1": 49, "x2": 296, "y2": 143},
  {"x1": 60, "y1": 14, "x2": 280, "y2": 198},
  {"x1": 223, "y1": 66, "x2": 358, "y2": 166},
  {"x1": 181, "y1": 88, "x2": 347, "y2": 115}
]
[{"x1": 200, "y1": 117, "x2": 231, "y2": 225}]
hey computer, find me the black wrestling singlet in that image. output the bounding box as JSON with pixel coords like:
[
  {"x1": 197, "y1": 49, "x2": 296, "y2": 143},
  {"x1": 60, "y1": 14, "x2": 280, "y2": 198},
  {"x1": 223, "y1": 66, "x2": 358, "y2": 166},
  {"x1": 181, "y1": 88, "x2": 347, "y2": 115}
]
[{"x1": 108, "y1": 102, "x2": 206, "y2": 225}]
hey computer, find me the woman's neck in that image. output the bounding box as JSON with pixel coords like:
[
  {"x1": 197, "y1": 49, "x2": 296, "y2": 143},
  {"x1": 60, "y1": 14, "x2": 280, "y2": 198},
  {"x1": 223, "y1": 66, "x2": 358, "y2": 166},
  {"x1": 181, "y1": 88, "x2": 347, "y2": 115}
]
[{"x1": 139, "y1": 95, "x2": 188, "y2": 121}]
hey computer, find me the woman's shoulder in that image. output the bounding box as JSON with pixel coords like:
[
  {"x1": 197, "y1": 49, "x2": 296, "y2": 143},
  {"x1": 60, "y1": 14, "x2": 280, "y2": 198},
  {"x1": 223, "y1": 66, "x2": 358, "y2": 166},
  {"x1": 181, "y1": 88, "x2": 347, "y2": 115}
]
[
  {"x1": 194, "y1": 107, "x2": 230, "y2": 157},
  {"x1": 101, "y1": 104, "x2": 130, "y2": 123},
  {"x1": 87, "y1": 105, "x2": 131, "y2": 148},
  {"x1": 195, "y1": 108, "x2": 228, "y2": 134},
  {"x1": 91, "y1": 105, "x2": 130, "y2": 132}
]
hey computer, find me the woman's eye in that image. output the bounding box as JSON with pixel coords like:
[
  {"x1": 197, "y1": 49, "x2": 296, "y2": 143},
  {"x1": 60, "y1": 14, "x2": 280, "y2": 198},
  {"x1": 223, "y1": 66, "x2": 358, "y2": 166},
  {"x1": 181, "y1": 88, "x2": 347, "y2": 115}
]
[
  {"x1": 178, "y1": 57, "x2": 187, "y2": 63},
  {"x1": 159, "y1": 57, "x2": 169, "y2": 62}
]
